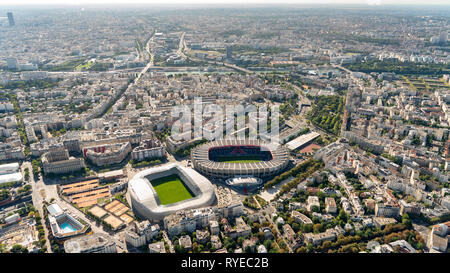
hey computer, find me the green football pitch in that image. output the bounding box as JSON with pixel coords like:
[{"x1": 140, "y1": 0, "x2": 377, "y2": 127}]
[
  {"x1": 215, "y1": 155, "x2": 263, "y2": 163},
  {"x1": 149, "y1": 174, "x2": 194, "y2": 205}
]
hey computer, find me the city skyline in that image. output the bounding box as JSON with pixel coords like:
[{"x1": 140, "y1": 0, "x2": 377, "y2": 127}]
[{"x1": 1, "y1": 0, "x2": 450, "y2": 6}]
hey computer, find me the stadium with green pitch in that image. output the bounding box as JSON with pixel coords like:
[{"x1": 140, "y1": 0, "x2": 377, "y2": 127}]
[
  {"x1": 191, "y1": 139, "x2": 290, "y2": 179},
  {"x1": 149, "y1": 174, "x2": 194, "y2": 205},
  {"x1": 128, "y1": 163, "x2": 216, "y2": 220}
]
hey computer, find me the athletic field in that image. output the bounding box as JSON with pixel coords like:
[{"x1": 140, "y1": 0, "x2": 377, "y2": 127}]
[
  {"x1": 149, "y1": 174, "x2": 194, "y2": 205},
  {"x1": 215, "y1": 155, "x2": 263, "y2": 163}
]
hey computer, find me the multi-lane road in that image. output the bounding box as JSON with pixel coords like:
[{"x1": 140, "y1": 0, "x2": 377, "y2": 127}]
[{"x1": 26, "y1": 161, "x2": 53, "y2": 252}]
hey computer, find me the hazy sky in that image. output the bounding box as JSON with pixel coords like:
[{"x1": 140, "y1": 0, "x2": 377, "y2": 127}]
[{"x1": 0, "y1": 0, "x2": 449, "y2": 6}]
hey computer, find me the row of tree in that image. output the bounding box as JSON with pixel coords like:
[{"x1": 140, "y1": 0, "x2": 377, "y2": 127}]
[
  {"x1": 130, "y1": 158, "x2": 163, "y2": 168},
  {"x1": 264, "y1": 159, "x2": 320, "y2": 189},
  {"x1": 307, "y1": 95, "x2": 344, "y2": 135}
]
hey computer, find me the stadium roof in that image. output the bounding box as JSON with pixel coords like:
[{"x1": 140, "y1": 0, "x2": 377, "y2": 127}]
[
  {"x1": 285, "y1": 131, "x2": 320, "y2": 151},
  {"x1": 191, "y1": 139, "x2": 289, "y2": 177},
  {"x1": 131, "y1": 177, "x2": 154, "y2": 202}
]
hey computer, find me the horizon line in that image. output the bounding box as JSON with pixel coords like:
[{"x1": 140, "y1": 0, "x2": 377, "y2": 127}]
[
  {"x1": 1, "y1": 3, "x2": 450, "y2": 7},
  {"x1": 1, "y1": 1, "x2": 450, "y2": 7}
]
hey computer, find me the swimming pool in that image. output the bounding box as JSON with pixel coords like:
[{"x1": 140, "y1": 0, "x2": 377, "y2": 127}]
[{"x1": 59, "y1": 221, "x2": 78, "y2": 233}]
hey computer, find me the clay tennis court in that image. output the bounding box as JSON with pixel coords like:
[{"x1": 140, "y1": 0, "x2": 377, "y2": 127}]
[
  {"x1": 103, "y1": 214, "x2": 124, "y2": 230},
  {"x1": 88, "y1": 205, "x2": 108, "y2": 219},
  {"x1": 104, "y1": 200, "x2": 129, "y2": 217},
  {"x1": 71, "y1": 187, "x2": 110, "y2": 208},
  {"x1": 61, "y1": 179, "x2": 100, "y2": 195},
  {"x1": 298, "y1": 143, "x2": 322, "y2": 155},
  {"x1": 119, "y1": 213, "x2": 134, "y2": 224}
]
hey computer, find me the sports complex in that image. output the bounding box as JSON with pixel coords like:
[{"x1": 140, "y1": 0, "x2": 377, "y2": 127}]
[
  {"x1": 191, "y1": 139, "x2": 290, "y2": 179},
  {"x1": 127, "y1": 163, "x2": 216, "y2": 221}
]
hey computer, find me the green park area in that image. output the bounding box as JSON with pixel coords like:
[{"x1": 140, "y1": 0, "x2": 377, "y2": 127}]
[
  {"x1": 75, "y1": 60, "x2": 95, "y2": 71},
  {"x1": 149, "y1": 174, "x2": 194, "y2": 205}
]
